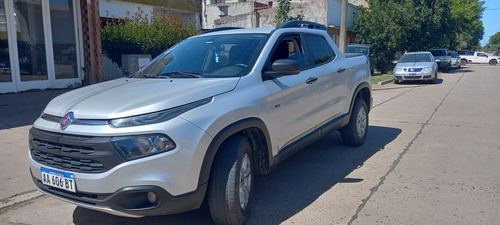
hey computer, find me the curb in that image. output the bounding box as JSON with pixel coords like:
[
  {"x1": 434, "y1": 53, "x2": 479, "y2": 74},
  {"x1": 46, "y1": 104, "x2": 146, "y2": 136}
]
[
  {"x1": 0, "y1": 190, "x2": 43, "y2": 210},
  {"x1": 377, "y1": 79, "x2": 393, "y2": 85}
]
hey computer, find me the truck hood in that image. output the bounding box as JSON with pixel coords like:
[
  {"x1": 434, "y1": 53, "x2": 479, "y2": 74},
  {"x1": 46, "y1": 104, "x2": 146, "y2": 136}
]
[{"x1": 43, "y1": 78, "x2": 240, "y2": 119}]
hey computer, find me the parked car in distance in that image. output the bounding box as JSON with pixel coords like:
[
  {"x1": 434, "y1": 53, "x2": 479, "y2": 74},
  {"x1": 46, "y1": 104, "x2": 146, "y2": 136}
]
[
  {"x1": 345, "y1": 44, "x2": 375, "y2": 74},
  {"x1": 393, "y1": 51, "x2": 438, "y2": 84},
  {"x1": 457, "y1": 50, "x2": 468, "y2": 55},
  {"x1": 449, "y1": 52, "x2": 461, "y2": 69},
  {"x1": 430, "y1": 48, "x2": 451, "y2": 72},
  {"x1": 460, "y1": 51, "x2": 499, "y2": 65}
]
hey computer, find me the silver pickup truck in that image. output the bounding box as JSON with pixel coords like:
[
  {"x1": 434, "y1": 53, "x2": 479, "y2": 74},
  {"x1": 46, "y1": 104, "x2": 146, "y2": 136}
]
[{"x1": 28, "y1": 21, "x2": 372, "y2": 225}]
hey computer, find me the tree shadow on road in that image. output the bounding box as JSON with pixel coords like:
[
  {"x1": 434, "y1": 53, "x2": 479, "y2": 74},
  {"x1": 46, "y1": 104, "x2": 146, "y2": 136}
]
[{"x1": 72, "y1": 125, "x2": 401, "y2": 225}]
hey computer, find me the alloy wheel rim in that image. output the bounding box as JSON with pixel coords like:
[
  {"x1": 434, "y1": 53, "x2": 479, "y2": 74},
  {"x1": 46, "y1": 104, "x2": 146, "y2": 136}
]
[
  {"x1": 239, "y1": 153, "x2": 252, "y2": 210},
  {"x1": 356, "y1": 106, "x2": 367, "y2": 138}
]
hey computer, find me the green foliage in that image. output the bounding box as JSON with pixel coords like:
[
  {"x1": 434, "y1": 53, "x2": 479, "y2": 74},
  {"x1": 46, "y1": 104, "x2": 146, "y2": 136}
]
[
  {"x1": 450, "y1": 0, "x2": 485, "y2": 50},
  {"x1": 101, "y1": 8, "x2": 198, "y2": 66},
  {"x1": 484, "y1": 32, "x2": 500, "y2": 51},
  {"x1": 354, "y1": 0, "x2": 461, "y2": 72},
  {"x1": 275, "y1": 0, "x2": 304, "y2": 25}
]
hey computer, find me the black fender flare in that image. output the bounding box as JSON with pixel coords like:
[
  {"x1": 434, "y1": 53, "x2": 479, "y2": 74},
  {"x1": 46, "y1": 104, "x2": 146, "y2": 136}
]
[
  {"x1": 348, "y1": 82, "x2": 372, "y2": 116},
  {"x1": 197, "y1": 117, "x2": 272, "y2": 187}
]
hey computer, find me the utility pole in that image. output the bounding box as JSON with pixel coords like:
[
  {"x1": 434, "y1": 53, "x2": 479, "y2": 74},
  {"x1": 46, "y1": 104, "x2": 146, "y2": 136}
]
[{"x1": 339, "y1": 0, "x2": 348, "y2": 53}]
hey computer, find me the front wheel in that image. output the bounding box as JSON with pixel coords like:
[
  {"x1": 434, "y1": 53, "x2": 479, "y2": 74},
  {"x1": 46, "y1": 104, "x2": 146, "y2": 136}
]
[
  {"x1": 460, "y1": 59, "x2": 467, "y2": 66},
  {"x1": 490, "y1": 60, "x2": 498, "y2": 65},
  {"x1": 208, "y1": 135, "x2": 253, "y2": 225},
  {"x1": 341, "y1": 98, "x2": 369, "y2": 146}
]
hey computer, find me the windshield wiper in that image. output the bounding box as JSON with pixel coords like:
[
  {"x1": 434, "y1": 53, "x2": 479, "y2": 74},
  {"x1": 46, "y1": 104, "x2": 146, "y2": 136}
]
[
  {"x1": 131, "y1": 71, "x2": 157, "y2": 79},
  {"x1": 157, "y1": 71, "x2": 203, "y2": 78}
]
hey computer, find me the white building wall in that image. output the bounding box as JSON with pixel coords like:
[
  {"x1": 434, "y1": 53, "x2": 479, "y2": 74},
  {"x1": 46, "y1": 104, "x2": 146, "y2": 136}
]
[
  {"x1": 327, "y1": 0, "x2": 356, "y2": 29},
  {"x1": 99, "y1": 0, "x2": 155, "y2": 18},
  {"x1": 99, "y1": 0, "x2": 201, "y2": 29},
  {"x1": 204, "y1": 2, "x2": 253, "y2": 29}
]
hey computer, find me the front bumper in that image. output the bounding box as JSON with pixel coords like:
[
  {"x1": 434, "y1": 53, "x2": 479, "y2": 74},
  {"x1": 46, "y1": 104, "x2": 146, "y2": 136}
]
[
  {"x1": 31, "y1": 169, "x2": 207, "y2": 217},
  {"x1": 436, "y1": 61, "x2": 450, "y2": 68},
  {"x1": 393, "y1": 71, "x2": 435, "y2": 82},
  {"x1": 28, "y1": 115, "x2": 212, "y2": 217}
]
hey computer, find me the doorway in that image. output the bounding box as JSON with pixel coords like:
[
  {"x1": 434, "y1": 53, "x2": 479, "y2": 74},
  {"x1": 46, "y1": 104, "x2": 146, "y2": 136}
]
[{"x1": 0, "y1": 0, "x2": 82, "y2": 93}]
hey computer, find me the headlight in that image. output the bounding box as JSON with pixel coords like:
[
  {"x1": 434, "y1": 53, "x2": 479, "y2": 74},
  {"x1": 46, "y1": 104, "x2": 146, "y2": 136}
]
[
  {"x1": 110, "y1": 97, "x2": 212, "y2": 127},
  {"x1": 112, "y1": 134, "x2": 176, "y2": 160},
  {"x1": 435, "y1": 59, "x2": 441, "y2": 62},
  {"x1": 424, "y1": 67, "x2": 433, "y2": 72},
  {"x1": 394, "y1": 68, "x2": 403, "y2": 73}
]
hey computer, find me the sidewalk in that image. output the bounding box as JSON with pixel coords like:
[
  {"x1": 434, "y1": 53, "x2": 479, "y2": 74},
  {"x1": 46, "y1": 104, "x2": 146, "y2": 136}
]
[{"x1": 0, "y1": 89, "x2": 71, "y2": 203}]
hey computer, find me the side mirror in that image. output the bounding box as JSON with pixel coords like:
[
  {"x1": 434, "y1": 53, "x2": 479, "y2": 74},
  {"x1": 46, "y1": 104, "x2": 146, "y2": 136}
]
[{"x1": 264, "y1": 59, "x2": 301, "y2": 77}]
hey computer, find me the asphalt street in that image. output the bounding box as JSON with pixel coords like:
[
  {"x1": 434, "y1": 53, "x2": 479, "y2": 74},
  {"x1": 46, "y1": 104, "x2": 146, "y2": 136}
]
[{"x1": 0, "y1": 64, "x2": 499, "y2": 225}]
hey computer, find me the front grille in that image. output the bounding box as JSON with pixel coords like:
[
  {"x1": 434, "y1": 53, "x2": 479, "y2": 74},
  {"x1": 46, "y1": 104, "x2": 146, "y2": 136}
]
[
  {"x1": 29, "y1": 128, "x2": 125, "y2": 173},
  {"x1": 31, "y1": 139, "x2": 105, "y2": 172},
  {"x1": 404, "y1": 68, "x2": 423, "y2": 72}
]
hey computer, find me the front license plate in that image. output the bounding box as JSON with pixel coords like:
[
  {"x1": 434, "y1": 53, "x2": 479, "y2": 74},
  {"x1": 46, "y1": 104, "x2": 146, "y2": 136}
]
[
  {"x1": 41, "y1": 168, "x2": 76, "y2": 193},
  {"x1": 408, "y1": 73, "x2": 417, "y2": 75}
]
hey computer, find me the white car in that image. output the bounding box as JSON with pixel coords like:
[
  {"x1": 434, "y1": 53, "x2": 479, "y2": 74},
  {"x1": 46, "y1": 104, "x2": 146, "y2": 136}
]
[
  {"x1": 460, "y1": 51, "x2": 499, "y2": 65},
  {"x1": 28, "y1": 21, "x2": 372, "y2": 225},
  {"x1": 393, "y1": 52, "x2": 438, "y2": 84}
]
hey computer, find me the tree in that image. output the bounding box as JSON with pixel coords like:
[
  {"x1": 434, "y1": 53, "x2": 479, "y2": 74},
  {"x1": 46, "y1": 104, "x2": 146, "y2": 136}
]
[
  {"x1": 275, "y1": 0, "x2": 304, "y2": 25},
  {"x1": 450, "y1": 0, "x2": 485, "y2": 50},
  {"x1": 484, "y1": 32, "x2": 500, "y2": 52},
  {"x1": 354, "y1": 0, "x2": 456, "y2": 72}
]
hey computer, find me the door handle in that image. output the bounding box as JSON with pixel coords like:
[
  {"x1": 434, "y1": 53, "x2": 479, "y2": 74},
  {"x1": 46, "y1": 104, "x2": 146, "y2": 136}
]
[
  {"x1": 337, "y1": 68, "x2": 346, "y2": 73},
  {"x1": 306, "y1": 77, "x2": 318, "y2": 84}
]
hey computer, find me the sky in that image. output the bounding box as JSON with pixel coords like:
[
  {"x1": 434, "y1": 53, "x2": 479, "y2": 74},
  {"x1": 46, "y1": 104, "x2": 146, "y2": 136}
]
[{"x1": 480, "y1": 0, "x2": 500, "y2": 47}]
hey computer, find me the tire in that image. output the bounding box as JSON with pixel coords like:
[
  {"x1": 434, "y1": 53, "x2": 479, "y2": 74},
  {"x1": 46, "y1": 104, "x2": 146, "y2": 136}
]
[
  {"x1": 432, "y1": 72, "x2": 438, "y2": 84},
  {"x1": 445, "y1": 64, "x2": 451, "y2": 73},
  {"x1": 208, "y1": 135, "x2": 253, "y2": 225},
  {"x1": 490, "y1": 60, "x2": 498, "y2": 65},
  {"x1": 341, "y1": 98, "x2": 369, "y2": 146},
  {"x1": 460, "y1": 59, "x2": 467, "y2": 66}
]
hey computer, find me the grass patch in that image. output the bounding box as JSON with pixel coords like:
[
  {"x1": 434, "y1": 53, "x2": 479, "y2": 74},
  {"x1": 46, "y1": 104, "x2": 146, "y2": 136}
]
[
  {"x1": 0, "y1": 198, "x2": 10, "y2": 204},
  {"x1": 371, "y1": 73, "x2": 393, "y2": 84}
]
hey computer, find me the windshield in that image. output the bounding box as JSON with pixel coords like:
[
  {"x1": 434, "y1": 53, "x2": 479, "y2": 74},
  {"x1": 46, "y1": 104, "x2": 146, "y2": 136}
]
[
  {"x1": 345, "y1": 46, "x2": 369, "y2": 56},
  {"x1": 430, "y1": 50, "x2": 446, "y2": 57},
  {"x1": 137, "y1": 34, "x2": 269, "y2": 78},
  {"x1": 399, "y1": 54, "x2": 433, "y2": 63}
]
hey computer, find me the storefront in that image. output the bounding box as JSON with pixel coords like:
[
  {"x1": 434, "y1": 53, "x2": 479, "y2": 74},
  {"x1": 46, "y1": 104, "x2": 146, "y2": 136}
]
[{"x1": 0, "y1": 0, "x2": 83, "y2": 94}]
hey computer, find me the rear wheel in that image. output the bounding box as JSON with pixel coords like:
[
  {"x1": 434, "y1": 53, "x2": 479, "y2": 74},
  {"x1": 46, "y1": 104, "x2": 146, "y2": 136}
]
[
  {"x1": 490, "y1": 60, "x2": 498, "y2": 65},
  {"x1": 460, "y1": 59, "x2": 467, "y2": 66},
  {"x1": 208, "y1": 135, "x2": 253, "y2": 225},
  {"x1": 341, "y1": 98, "x2": 369, "y2": 146}
]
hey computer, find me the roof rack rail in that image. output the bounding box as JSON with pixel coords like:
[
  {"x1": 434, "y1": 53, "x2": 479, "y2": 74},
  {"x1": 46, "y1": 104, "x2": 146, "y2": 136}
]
[
  {"x1": 277, "y1": 20, "x2": 326, "y2": 31},
  {"x1": 201, "y1": 27, "x2": 243, "y2": 34}
]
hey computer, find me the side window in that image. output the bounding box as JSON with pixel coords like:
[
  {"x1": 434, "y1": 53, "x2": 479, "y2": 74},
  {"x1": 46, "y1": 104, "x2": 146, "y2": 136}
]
[
  {"x1": 303, "y1": 34, "x2": 335, "y2": 66},
  {"x1": 478, "y1": 53, "x2": 487, "y2": 57},
  {"x1": 267, "y1": 35, "x2": 307, "y2": 70}
]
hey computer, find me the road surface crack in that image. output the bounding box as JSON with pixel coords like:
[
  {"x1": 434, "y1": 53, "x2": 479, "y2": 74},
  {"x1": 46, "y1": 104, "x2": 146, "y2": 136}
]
[{"x1": 347, "y1": 74, "x2": 464, "y2": 225}]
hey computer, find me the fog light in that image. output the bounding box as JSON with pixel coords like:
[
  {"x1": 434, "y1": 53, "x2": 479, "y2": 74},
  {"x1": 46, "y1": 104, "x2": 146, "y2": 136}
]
[{"x1": 147, "y1": 191, "x2": 157, "y2": 204}]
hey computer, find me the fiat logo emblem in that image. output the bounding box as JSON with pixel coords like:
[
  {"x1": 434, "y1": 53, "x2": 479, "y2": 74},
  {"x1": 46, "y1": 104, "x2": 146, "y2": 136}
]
[{"x1": 60, "y1": 112, "x2": 75, "y2": 130}]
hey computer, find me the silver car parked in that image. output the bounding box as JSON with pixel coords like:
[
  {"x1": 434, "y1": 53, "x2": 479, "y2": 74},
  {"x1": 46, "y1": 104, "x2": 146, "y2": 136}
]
[
  {"x1": 449, "y1": 52, "x2": 461, "y2": 69},
  {"x1": 393, "y1": 51, "x2": 438, "y2": 84}
]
